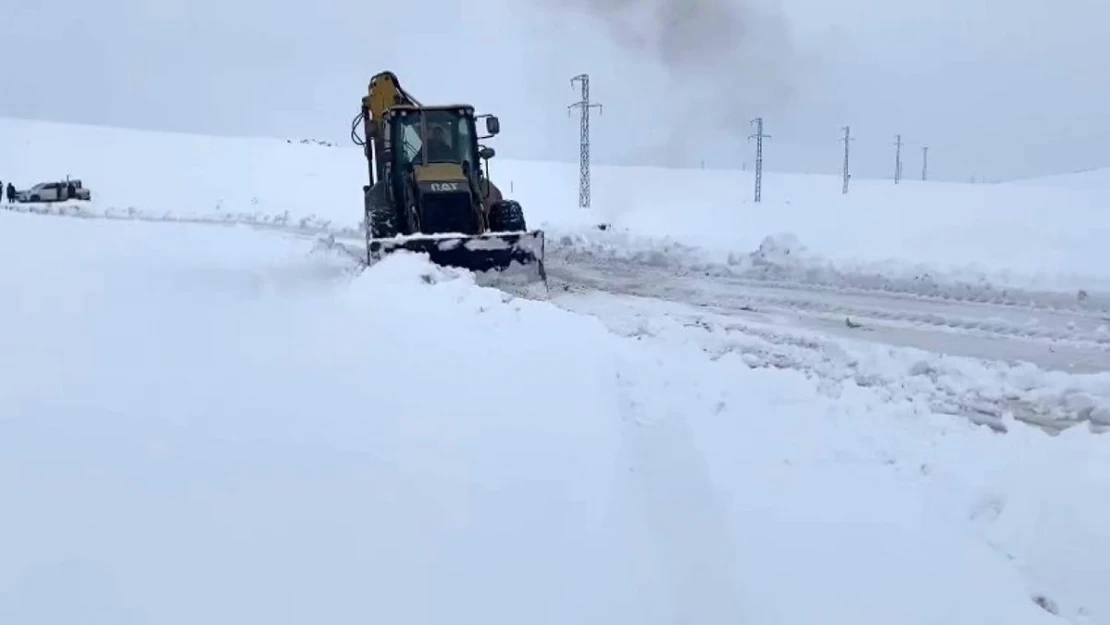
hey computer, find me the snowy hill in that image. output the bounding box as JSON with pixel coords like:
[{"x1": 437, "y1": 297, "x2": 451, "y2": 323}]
[{"x1": 3, "y1": 116, "x2": 1110, "y2": 293}]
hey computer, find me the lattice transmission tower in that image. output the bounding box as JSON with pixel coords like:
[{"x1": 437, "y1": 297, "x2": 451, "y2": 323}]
[
  {"x1": 841, "y1": 126, "x2": 853, "y2": 194},
  {"x1": 568, "y1": 73, "x2": 602, "y2": 208},
  {"x1": 894, "y1": 134, "x2": 903, "y2": 184},
  {"x1": 748, "y1": 117, "x2": 770, "y2": 202}
]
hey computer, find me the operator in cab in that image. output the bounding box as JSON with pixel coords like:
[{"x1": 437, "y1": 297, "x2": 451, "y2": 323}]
[{"x1": 423, "y1": 124, "x2": 455, "y2": 162}]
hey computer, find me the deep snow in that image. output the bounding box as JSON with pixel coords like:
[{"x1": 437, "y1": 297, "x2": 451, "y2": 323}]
[
  {"x1": 3, "y1": 116, "x2": 1110, "y2": 295},
  {"x1": 0, "y1": 212, "x2": 1107, "y2": 624}
]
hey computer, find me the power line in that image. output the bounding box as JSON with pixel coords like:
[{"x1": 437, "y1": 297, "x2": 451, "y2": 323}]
[
  {"x1": 568, "y1": 74, "x2": 602, "y2": 209},
  {"x1": 748, "y1": 117, "x2": 770, "y2": 202}
]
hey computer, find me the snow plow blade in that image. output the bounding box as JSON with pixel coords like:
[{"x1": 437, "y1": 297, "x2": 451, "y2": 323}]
[{"x1": 369, "y1": 230, "x2": 546, "y2": 281}]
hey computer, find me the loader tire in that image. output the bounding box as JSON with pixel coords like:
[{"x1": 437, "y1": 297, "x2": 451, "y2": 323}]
[
  {"x1": 369, "y1": 205, "x2": 397, "y2": 239},
  {"x1": 488, "y1": 200, "x2": 526, "y2": 232},
  {"x1": 365, "y1": 184, "x2": 397, "y2": 239}
]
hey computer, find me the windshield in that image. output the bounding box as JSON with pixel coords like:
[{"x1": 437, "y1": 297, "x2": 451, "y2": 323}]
[{"x1": 398, "y1": 110, "x2": 473, "y2": 166}]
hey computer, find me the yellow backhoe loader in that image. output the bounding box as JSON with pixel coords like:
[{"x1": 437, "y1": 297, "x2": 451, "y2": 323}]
[{"x1": 350, "y1": 71, "x2": 545, "y2": 282}]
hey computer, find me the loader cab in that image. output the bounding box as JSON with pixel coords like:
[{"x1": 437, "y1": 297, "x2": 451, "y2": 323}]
[
  {"x1": 390, "y1": 106, "x2": 480, "y2": 168},
  {"x1": 386, "y1": 106, "x2": 500, "y2": 176}
]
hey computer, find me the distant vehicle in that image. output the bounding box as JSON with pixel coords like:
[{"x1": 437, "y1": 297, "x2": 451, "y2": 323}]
[{"x1": 17, "y1": 179, "x2": 91, "y2": 202}]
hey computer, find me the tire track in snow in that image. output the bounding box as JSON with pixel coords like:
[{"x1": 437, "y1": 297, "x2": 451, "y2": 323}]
[
  {"x1": 606, "y1": 354, "x2": 746, "y2": 623},
  {"x1": 683, "y1": 283, "x2": 1110, "y2": 350}
]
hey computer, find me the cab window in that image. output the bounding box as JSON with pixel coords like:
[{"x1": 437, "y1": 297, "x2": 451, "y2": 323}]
[{"x1": 398, "y1": 111, "x2": 473, "y2": 165}]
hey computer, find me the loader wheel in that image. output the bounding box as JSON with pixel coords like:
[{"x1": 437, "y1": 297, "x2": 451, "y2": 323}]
[
  {"x1": 368, "y1": 204, "x2": 397, "y2": 239},
  {"x1": 365, "y1": 184, "x2": 397, "y2": 239},
  {"x1": 488, "y1": 200, "x2": 526, "y2": 232}
]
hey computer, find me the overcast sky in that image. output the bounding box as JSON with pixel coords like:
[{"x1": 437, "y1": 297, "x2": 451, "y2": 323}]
[{"x1": 2, "y1": 0, "x2": 1108, "y2": 181}]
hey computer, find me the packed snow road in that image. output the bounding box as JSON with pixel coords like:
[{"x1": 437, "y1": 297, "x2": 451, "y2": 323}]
[{"x1": 540, "y1": 244, "x2": 1110, "y2": 376}]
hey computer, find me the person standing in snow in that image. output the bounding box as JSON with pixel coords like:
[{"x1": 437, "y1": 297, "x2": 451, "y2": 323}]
[{"x1": 6, "y1": 182, "x2": 16, "y2": 204}]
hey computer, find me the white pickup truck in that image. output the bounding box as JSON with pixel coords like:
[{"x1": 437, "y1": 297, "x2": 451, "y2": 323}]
[{"x1": 17, "y1": 180, "x2": 92, "y2": 202}]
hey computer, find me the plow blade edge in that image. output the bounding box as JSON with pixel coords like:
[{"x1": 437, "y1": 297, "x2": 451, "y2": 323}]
[{"x1": 368, "y1": 230, "x2": 546, "y2": 281}]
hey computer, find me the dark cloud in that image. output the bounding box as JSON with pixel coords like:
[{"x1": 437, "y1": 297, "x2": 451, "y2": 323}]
[{"x1": 536, "y1": 0, "x2": 801, "y2": 164}]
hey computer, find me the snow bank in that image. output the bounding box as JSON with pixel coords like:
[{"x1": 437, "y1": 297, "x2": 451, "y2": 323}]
[
  {"x1": 3, "y1": 116, "x2": 1110, "y2": 295},
  {"x1": 551, "y1": 229, "x2": 1110, "y2": 304},
  {"x1": 573, "y1": 172, "x2": 1110, "y2": 294},
  {"x1": 0, "y1": 212, "x2": 1105, "y2": 623}
]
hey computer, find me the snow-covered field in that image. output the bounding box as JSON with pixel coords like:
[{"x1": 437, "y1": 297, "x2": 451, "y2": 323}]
[
  {"x1": 2, "y1": 116, "x2": 1110, "y2": 623},
  {"x1": 1, "y1": 212, "x2": 1107, "y2": 624}
]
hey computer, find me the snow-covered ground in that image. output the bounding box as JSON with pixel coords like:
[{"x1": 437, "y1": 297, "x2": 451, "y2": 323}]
[
  {"x1": 2, "y1": 116, "x2": 1110, "y2": 622},
  {"x1": 2, "y1": 212, "x2": 1107, "y2": 624}
]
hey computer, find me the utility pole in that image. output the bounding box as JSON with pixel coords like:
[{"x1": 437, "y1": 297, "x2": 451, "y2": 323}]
[
  {"x1": 921, "y1": 146, "x2": 929, "y2": 181},
  {"x1": 894, "y1": 134, "x2": 903, "y2": 184},
  {"x1": 841, "y1": 126, "x2": 853, "y2": 194},
  {"x1": 748, "y1": 117, "x2": 770, "y2": 202},
  {"x1": 568, "y1": 73, "x2": 602, "y2": 209}
]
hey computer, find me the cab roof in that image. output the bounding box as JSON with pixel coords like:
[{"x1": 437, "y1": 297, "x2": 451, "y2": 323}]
[{"x1": 388, "y1": 104, "x2": 475, "y2": 114}]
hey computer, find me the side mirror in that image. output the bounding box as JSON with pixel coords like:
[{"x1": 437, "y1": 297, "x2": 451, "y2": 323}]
[
  {"x1": 479, "y1": 146, "x2": 495, "y2": 160},
  {"x1": 485, "y1": 116, "x2": 500, "y2": 136}
]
